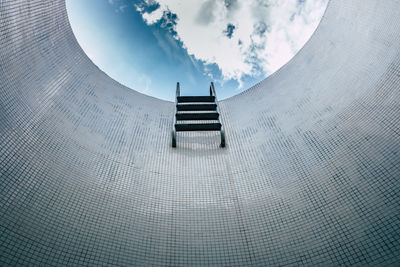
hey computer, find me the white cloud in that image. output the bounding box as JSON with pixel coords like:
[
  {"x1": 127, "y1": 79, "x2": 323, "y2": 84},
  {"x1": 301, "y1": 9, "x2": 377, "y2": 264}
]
[
  {"x1": 119, "y1": 4, "x2": 128, "y2": 12},
  {"x1": 135, "y1": 0, "x2": 328, "y2": 87},
  {"x1": 108, "y1": 0, "x2": 129, "y2": 13}
]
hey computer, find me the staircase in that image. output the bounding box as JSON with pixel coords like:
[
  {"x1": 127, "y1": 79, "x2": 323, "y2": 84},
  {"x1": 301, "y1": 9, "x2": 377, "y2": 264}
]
[{"x1": 172, "y1": 82, "x2": 226, "y2": 148}]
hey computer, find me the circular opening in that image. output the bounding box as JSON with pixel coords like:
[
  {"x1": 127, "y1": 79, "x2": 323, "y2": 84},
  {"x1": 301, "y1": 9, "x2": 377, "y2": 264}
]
[{"x1": 67, "y1": 0, "x2": 328, "y2": 101}]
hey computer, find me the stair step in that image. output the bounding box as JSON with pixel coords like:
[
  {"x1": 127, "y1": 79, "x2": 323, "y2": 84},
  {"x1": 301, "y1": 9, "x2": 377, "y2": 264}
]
[
  {"x1": 177, "y1": 103, "x2": 217, "y2": 111},
  {"x1": 175, "y1": 123, "x2": 222, "y2": 132},
  {"x1": 176, "y1": 112, "x2": 219, "y2": 120},
  {"x1": 177, "y1": 96, "x2": 215, "y2": 103}
]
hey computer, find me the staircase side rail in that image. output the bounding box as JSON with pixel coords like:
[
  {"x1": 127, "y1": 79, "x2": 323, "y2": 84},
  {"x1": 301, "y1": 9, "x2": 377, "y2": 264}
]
[
  {"x1": 172, "y1": 82, "x2": 180, "y2": 147},
  {"x1": 210, "y1": 82, "x2": 226, "y2": 147}
]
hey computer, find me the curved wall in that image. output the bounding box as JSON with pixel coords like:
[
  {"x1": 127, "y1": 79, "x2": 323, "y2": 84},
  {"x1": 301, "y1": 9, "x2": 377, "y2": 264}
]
[{"x1": 1, "y1": 0, "x2": 400, "y2": 266}]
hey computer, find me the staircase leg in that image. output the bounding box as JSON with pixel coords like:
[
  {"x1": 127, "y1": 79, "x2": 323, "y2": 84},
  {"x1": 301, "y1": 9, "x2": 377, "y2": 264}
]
[
  {"x1": 172, "y1": 130, "x2": 176, "y2": 148},
  {"x1": 220, "y1": 129, "x2": 225, "y2": 148}
]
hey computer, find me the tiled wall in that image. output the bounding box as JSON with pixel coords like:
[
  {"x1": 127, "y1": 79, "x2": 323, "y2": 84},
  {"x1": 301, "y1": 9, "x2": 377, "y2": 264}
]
[{"x1": 0, "y1": 0, "x2": 399, "y2": 266}]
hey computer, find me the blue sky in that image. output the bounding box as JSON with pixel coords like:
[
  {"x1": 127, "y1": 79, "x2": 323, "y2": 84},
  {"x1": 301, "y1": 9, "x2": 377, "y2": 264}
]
[{"x1": 67, "y1": 0, "x2": 327, "y2": 101}]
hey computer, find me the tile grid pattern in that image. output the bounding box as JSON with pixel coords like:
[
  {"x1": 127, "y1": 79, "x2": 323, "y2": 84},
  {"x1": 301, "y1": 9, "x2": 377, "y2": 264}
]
[{"x1": 0, "y1": 0, "x2": 400, "y2": 266}]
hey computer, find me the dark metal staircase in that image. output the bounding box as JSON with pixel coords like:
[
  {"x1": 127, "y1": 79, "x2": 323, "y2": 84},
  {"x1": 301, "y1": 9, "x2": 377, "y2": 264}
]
[{"x1": 172, "y1": 82, "x2": 226, "y2": 148}]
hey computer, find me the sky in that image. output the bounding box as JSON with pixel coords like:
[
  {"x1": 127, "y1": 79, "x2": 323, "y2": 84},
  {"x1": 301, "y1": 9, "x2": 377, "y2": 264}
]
[{"x1": 66, "y1": 0, "x2": 328, "y2": 101}]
